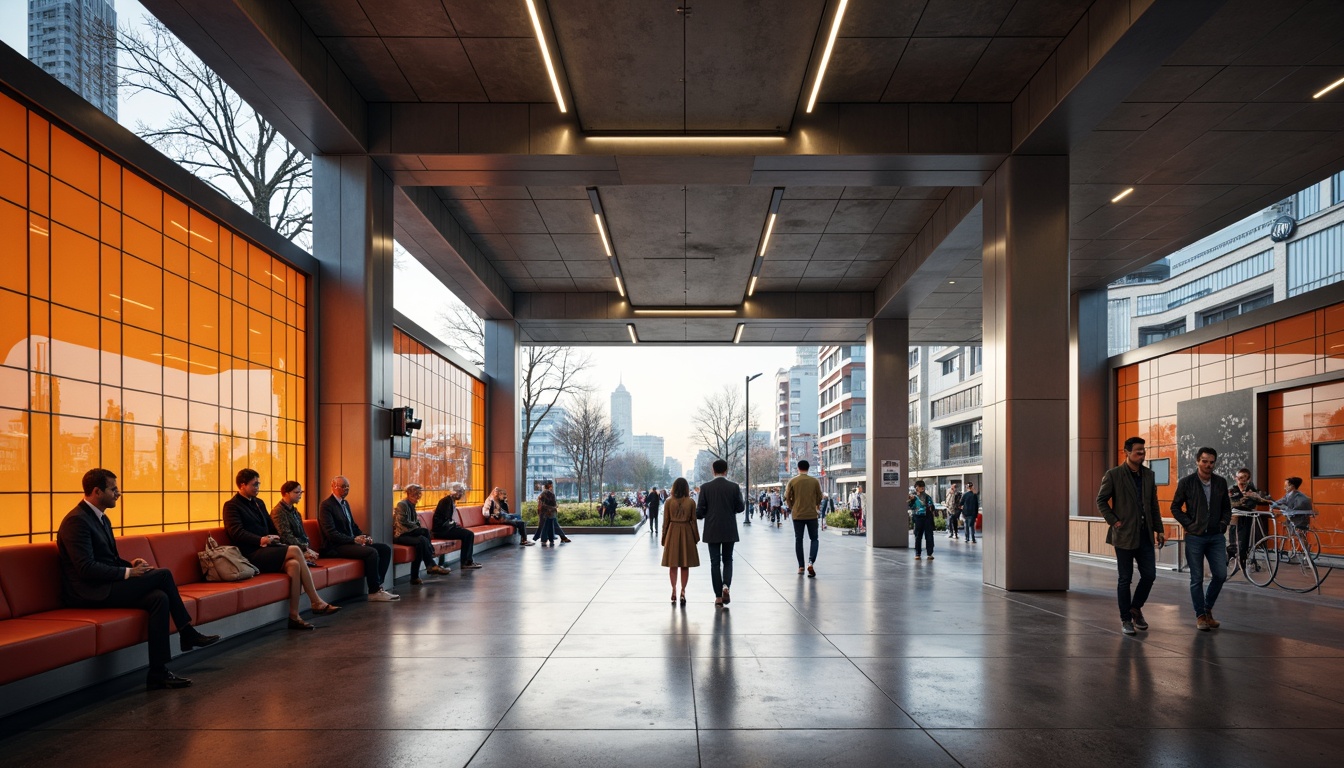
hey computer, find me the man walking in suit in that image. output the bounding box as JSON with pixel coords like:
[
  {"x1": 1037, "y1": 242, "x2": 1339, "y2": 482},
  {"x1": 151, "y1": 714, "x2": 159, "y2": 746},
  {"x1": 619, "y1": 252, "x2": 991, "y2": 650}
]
[
  {"x1": 696, "y1": 459, "x2": 744, "y2": 606},
  {"x1": 57, "y1": 468, "x2": 220, "y2": 690},
  {"x1": 318, "y1": 476, "x2": 399, "y2": 601}
]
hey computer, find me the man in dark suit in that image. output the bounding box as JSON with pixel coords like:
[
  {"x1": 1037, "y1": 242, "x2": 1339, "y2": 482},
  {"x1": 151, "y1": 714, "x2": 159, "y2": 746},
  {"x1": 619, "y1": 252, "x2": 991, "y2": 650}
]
[
  {"x1": 646, "y1": 486, "x2": 662, "y2": 536},
  {"x1": 1097, "y1": 437, "x2": 1164, "y2": 635},
  {"x1": 318, "y1": 476, "x2": 399, "y2": 601},
  {"x1": 696, "y1": 459, "x2": 744, "y2": 606},
  {"x1": 57, "y1": 468, "x2": 220, "y2": 690}
]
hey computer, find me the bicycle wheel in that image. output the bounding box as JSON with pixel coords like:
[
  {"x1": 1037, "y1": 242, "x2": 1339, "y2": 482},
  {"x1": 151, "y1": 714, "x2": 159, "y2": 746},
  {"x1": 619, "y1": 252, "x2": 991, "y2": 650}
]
[
  {"x1": 1273, "y1": 538, "x2": 1322, "y2": 593},
  {"x1": 1302, "y1": 529, "x2": 1322, "y2": 561},
  {"x1": 1245, "y1": 538, "x2": 1278, "y2": 587}
]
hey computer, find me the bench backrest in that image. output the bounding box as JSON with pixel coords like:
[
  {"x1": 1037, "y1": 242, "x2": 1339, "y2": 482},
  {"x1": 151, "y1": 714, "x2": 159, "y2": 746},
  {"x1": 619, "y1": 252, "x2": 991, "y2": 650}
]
[
  {"x1": 457, "y1": 505, "x2": 486, "y2": 528},
  {"x1": 0, "y1": 543, "x2": 63, "y2": 618},
  {"x1": 148, "y1": 528, "x2": 225, "y2": 586}
]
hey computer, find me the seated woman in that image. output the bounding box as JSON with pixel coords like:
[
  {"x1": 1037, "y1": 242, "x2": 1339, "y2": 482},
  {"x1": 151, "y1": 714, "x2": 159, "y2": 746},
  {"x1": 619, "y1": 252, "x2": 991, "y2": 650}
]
[
  {"x1": 484, "y1": 487, "x2": 534, "y2": 546},
  {"x1": 223, "y1": 468, "x2": 339, "y2": 630},
  {"x1": 271, "y1": 480, "x2": 324, "y2": 566},
  {"x1": 395, "y1": 484, "x2": 449, "y2": 584}
]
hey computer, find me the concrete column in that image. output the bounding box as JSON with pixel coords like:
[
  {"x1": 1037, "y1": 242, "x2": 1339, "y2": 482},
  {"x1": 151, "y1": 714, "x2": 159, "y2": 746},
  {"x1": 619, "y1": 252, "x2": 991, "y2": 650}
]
[
  {"x1": 866, "y1": 318, "x2": 909, "y2": 548},
  {"x1": 982, "y1": 155, "x2": 1070, "y2": 590},
  {"x1": 485, "y1": 320, "x2": 521, "y2": 503},
  {"x1": 1071, "y1": 290, "x2": 1111, "y2": 519},
  {"x1": 313, "y1": 155, "x2": 395, "y2": 581}
]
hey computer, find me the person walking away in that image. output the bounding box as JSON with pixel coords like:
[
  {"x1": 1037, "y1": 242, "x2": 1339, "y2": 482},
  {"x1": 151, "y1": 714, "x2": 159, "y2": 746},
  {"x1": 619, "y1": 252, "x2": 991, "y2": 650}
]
[
  {"x1": 945, "y1": 481, "x2": 963, "y2": 539},
  {"x1": 785, "y1": 460, "x2": 824, "y2": 577},
  {"x1": 849, "y1": 486, "x2": 866, "y2": 533},
  {"x1": 697, "y1": 459, "x2": 744, "y2": 606},
  {"x1": 1096, "y1": 437, "x2": 1164, "y2": 635},
  {"x1": 536, "y1": 481, "x2": 560, "y2": 545},
  {"x1": 646, "y1": 486, "x2": 663, "y2": 536},
  {"x1": 1171, "y1": 447, "x2": 1232, "y2": 632},
  {"x1": 818, "y1": 492, "x2": 835, "y2": 531},
  {"x1": 961, "y1": 482, "x2": 980, "y2": 543},
  {"x1": 909, "y1": 481, "x2": 935, "y2": 559},
  {"x1": 661, "y1": 478, "x2": 700, "y2": 603},
  {"x1": 768, "y1": 489, "x2": 782, "y2": 526}
]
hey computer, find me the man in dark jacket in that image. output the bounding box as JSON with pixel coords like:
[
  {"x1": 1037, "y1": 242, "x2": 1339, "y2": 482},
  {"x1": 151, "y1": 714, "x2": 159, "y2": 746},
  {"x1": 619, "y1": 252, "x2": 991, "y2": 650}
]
[
  {"x1": 646, "y1": 486, "x2": 663, "y2": 536},
  {"x1": 961, "y1": 482, "x2": 979, "y2": 543},
  {"x1": 1097, "y1": 437, "x2": 1164, "y2": 635},
  {"x1": 1171, "y1": 446, "x2": 1232, "y2": 631},
  {"x1": 432, "y1": 482, "x2": 482, "y2": 569},
  {"x1": 696, "y1": 459, "x2": 744, "y2": 606},
  {"x1": 319, "y1": 476, "x2": 399, "y2": 600}
]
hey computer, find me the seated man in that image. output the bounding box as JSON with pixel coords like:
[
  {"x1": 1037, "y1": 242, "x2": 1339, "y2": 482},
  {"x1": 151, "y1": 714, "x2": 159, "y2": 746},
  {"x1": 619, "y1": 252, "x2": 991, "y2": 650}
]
[
  {"x1": 318, "y1": 476, "x2": 399, "y2": 601},
  {"x1": 57, "y1": 468, "x2": 220, "y2": 690},
  {"x1": 484, "y1": 486, "x2": 534, "y2": 546},
  {"x1": 432, "y1": 483, "x2": 483, "y2": 569}
]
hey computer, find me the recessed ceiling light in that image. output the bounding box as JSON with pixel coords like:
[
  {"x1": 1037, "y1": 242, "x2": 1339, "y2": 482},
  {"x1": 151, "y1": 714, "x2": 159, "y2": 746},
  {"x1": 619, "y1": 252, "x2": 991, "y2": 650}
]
[
  {"x1": 733, "y1": 323, "x2": 745, "y2": 344},
  {"x1": 595, "y1": 214, "x2": 613, "y2": 257},
  {"x1": 805, "y1": 0, "x2": 850, "y2": 113},
  {"x1": 626, "y1": 323, "x2": 638, "y2": 344},
  {"x1": 1313, "y1": 76, "x2": 1344, "y2": 99},
  {"x1": 633, "y1": 308, "x2": 738, "y2": 316},
  {"x1": 615, "y1": 275, "x2": 625, "y2": 297},
  {"x1": 525, "y1": 0, "x2": 566, "y2": 113},
  {"x1": 948, "y1": 280, "x2": 956, "y2": 285},
  {"x1": 1111, "y1": 187, "x2": 1134, "y2": 203},
  {"x1": 759, "y1": 213, "x2": 776, "y2": 257},
  {"x1": 747, "y1": 274, "x2": 759, "y2": 296},
  {"x1": 583, "y1": 135, "x2": 787, "y2": 142}
]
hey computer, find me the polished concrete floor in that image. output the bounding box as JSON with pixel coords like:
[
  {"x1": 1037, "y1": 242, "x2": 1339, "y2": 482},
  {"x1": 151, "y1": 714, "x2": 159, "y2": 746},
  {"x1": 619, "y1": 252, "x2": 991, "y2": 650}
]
[{"x1": 5, "y1": 520, "x2": 1344, "y2": 767}]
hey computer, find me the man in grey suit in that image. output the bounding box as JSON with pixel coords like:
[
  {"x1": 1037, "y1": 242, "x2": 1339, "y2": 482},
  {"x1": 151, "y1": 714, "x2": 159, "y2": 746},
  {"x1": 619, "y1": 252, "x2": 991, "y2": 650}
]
[
  {"x1": 1096, "y1": 437, "x2": 1165, "y2": 635},
  {"x1": 696, "y1": 458, "x2": 744, "y2": 606}
]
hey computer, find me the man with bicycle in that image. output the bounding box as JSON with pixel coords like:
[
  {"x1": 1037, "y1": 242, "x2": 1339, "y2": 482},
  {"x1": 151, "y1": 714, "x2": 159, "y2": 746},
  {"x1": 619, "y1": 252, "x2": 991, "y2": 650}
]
[
  {"x1": 1228, "y1": 467, "x2": 1272, "y2": 570},
  {"x1": 1171, "y1": 447, "x2": 1233, "y2": 632},
  {"x1": 1096, "y1": 437, "x2": 1164, "y2": 636}
]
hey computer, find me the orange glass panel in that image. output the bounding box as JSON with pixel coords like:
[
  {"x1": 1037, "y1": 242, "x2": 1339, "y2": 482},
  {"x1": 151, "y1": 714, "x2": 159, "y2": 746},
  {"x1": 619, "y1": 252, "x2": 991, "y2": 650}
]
[
  {"x1": 120, "y1": 493, "x2": 163, "y2": 529},
  {"x1": 29, "y1": 215, "x2": 49, "y2": 300},
  {"x1": 122, "y1": 216, "x2": 161, "y2": 266},
  {"x1": 122, "y1": 171, "x2": 161, "y2": 228},
  {"x1": 0, "y1": 201, "x2": 26, "y2": 295},
  {"x1": 163, "y1": 195, "x2": 188, "y2": 244},
  {"x1": 100, "y1": 204, "x2": 120, "y2": 248},
  {"x1": 28, "y1": 113, "x2": 48, "y2": 171},
  {"x1": 50, "y1": 224, "x2": 99, "y2": 314},
  {"x1": 163, "y1": 337, "x2": 188, "y2": 399},
  {"x1": 100, "y1": 156, "x2": 120, "y2": 209},
  {"x1": 187, "y1": 209, "x2": 218, "y2": 258},
  {"x1": 249, "y1": 279, "x2": 271, "y2": 318},
  {"x1": 0, "y1": 93, "x2": 25, "y2": 160},
  {"x1": 188, "y1": 250, "x2": 217, "y2": 291},
  {"x1": 28, "y1": 168, "x2": 47, "y2": 217},
  {"x1": 164, "y1": 236, "x2": 188, "y2": 277},
  {"x1": 120, "y1": 256, "x2": 162, "y2": 333},
  {"x1": 188, "y1": 284, "x2": 219, "y2": 350},
  {"x1": 0, "y1": 151, "x2": 24, "y2": 206},
  {"x1": 0, "y1": 495, "x2": 29, "y2": 545},
  {"x1": 0, "y1": 366, "x2": 25, "y2": 409},
  {"x1": 164, "y1": 272, "x2": 188, "y2": 342},
  {"x1": 52, "y1": 415, "x2": 99, "y2": 491},
  {"x1": 29, "y1": 412, "x2": 50, "y2": 492},
  {"x1": 122, "y1": 388, "x2": 162, "y2": 427},
  {"x1": 0, "y1": 408, "x2": 29, "y2": 493},
  {"x1": 100, "y1": 317, "x2": 121, "y2": 387},
  {"x1": 1274, "y1": 312, "x2": 1316, "y2": 346},
  {"x1": 49, "y1": 128, "x2": 99, "y2": 197},
  {"x1": 49, "y1": 305, "x2": 99, "y2": 381},
  {"x1": 121, "y1": 326, "x2": 162, "y2": 394}
]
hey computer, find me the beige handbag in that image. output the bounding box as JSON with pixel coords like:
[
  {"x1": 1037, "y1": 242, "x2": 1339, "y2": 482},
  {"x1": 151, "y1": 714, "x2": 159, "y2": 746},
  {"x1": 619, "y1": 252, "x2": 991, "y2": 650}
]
[{"x1": 198, "y1": 536, "x2": 259, "y2": 582}]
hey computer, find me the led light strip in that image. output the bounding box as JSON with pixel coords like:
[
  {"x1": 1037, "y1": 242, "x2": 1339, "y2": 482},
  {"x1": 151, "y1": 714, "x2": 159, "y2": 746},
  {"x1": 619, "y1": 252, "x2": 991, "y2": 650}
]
[
  {"x1": 748, "y1": 188, "x2": 786, "y2": 298},
  {"x1": 525, "y1": 0, "x2": 567, "y2": 113},
  {"x1": 627, "y1": 323, "x2": 638, "y2": 344},
  {"x1": 1313, "y1": 76, "x2": 1344, "y2": 99},
  {"x1": 589, "y1": 188, "x2": 627, "y2": 298},
  {"x1": 1111, "y1": 187, "x2": 1134, "y2": 203},
  {"x1": 632, "y1": 308, "x2": 738, "y2": 316},
  {"x1": 806, "y1": 0, "x2": 850, "y2": 113},
  {"x1": 733, "y1": 323, "x2": 745, "y2": 344}
]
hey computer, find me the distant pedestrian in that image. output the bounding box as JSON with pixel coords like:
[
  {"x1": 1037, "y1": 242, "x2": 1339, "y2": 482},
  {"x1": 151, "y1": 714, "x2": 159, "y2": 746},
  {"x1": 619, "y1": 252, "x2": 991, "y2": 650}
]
[
  {"x1": 961, "y1": 482, "x2": 979, "y2": 543},
  {"x1": 945, "y1": 481, "x2": 963, "y2": 539},
  {"x1": 818, "y1": 492, "x2": 835, "y2": 531},
  {"x1": 785, "y1": 460, "x2": 824, "y2": 577},
  {"x1": 601, "y1": 492, "x2": 618, "y2": 525},
  {"x1": 769, "y1": 489, "x2": 782, "y2": 526},
  {"x1": 1096, "y1": 437, "x2": 1164, "y2": 635},
  {"x1": 1171, "y1": 447, "x2": 1232, "y2": 632},
  {"x1": 646, "y1": 486, "x2": 662, "y2": 536},
  {"x1": 697, "y1": 459, "x2": 744, "y2": 606},
  {"x1": 661, "y1": 478, "x2": 700, "y2": 604},
  {"x1": 849, "y1": 486, "x2": 866, "y2": 532},
  {"x1": 536, "y1": 481, "x2": 560, "y2": 545},
  {"x1": 909, "y1": 481, "x2": 935, "y2": 559}
]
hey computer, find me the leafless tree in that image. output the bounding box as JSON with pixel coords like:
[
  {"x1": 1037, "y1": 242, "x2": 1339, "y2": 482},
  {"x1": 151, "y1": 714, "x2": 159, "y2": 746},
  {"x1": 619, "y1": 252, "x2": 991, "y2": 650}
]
[
  {"x1": 435, "y1": 300, "x2": 486, "y2": 367},
  {"x1": 692, "y1": 385, "x2": 746, "y2": 471},
  {"x1": 908, "y1": 427, "x2": 933, "y2": 472},
  {"x1": 606, "y1": 451, "x2": 662, "y2": 493},
  {"x1": 113, "y1": 19, "x2": 311, "y2": 244},
  {"x1": 553, "y1": 393, "x2": 620, "y2": 504}
]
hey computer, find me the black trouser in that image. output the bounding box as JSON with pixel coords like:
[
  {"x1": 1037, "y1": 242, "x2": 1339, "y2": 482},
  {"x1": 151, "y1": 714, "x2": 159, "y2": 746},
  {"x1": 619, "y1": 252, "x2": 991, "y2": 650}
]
[
  {"x1": 964, "y1": 512, "x2": 978, "y2": 541},
  {"x1": 648, "y1": 511, "x2": 659, "y2": 535},
  {"x1": 708, "y1": 541, "x2": 734, "y2": 597},
  {"x1": 330, "y1": 542, "x2": 392, "y2": 592},
  {"x1": 912, "y1": 514, "x2": 934, "y2": 555},
  {"x1": 75, "y1": 569, "x2": 193, "y2": 671},
  {"x1": 434, "y1": 526, "x2": 476, "y2": 564},
  {"x1": 948, "y1": 512, "x2": 961, "y2": 537},
  {"x1": 395, "y1": 530, "x2": 436, "y2": 578},
  {"x1": 1230, "y1": 513, "x2": 1269, "y2": 564},
  {"x1": 794, "y1": 518, "x2": 819, "y2": 566},
  {"x1": 504, "y1": 517, "x2": 528, "y2": 539},
  {"x1": 1115, "y1": 542, "x2": 1156, "y2": 621}
]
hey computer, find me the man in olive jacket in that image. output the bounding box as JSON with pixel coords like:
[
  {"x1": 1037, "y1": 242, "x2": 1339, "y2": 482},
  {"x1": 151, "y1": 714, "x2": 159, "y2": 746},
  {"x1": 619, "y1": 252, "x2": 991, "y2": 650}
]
[
  {"x1": 1096, "y1": 437, "x2": 1164, "y2": 635},
  {"x1": 1170, "y1": 446, "x2": 1232, "y2": 631}
]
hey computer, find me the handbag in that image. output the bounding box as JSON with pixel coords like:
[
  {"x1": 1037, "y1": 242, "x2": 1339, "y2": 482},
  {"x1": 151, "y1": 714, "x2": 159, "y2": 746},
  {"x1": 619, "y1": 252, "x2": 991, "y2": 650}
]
[{"x1": 198, "y1": 536, "x2": 259, "y2": 582}]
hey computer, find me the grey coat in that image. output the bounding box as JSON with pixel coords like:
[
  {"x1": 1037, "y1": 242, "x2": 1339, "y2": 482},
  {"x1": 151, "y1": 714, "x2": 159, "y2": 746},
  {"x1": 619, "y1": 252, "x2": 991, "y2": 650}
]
[
  {"x1": 1096, "y1": 463, "x2": 1162, "y2": 550},
  {"x1": 696, "y1": 476, "x2": 744, "y2": 544}
]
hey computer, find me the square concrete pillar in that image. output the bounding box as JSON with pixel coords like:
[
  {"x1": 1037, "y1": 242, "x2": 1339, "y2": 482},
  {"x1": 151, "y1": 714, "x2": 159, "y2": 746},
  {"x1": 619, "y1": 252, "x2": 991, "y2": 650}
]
[
  {"x1": 982, "y1": 155, "x2": 1070, "y2": 591},
  {"x1": 485, "y1": 320, "x2": 521, "y2": 503},
  {"x1": 1072, "y1": 290, "x2": 1111, "y2": 518},
  {"x1": 313, "y1": 155, "x2": 395, "y2": 583},
  {"x1": 866, "y1": 317, "x2": 909, "y2": 548}
]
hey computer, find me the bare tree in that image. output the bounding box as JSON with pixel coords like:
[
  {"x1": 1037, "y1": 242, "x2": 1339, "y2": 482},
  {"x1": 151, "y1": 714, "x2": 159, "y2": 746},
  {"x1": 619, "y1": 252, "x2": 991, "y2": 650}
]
[
  {"x1": 553, "y1": 393, "x2": 619, "y2": 504},
  {"x1": 692, "y1": 385, "x2": 746, "y2": 470},
  {"x1": 113, "y1": 19, "x2": 311, "y2": 244},
  {"x1": 435, "y1": 300, "x2": 486, "y2": 367},
  {"x1": 908, "y1": 427, "x2": 933, "y2": 472}
]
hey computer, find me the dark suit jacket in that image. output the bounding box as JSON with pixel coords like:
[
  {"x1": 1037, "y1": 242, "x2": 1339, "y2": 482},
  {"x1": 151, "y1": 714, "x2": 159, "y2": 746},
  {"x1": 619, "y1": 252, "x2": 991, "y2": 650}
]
[
  {"x1": 56, "y1": 502, "x2": 132, "y2": 604},
  {"x1": 318, "y1": 494, "x2": 365, "y2": 553},
  {"x1": 222, "y1": 492, "x2": 280, "y2": 557},
  {"x1": 432, "y1": 495, "x2": 461, "y2": 533},
  {"x1": 1097, "y1": 463, "x2": 1162, "y2": 549},
  {"x1": 696, "y1": 476, "x2": 744, "y2": 544},
  {"x1": 1171, "y1": 472, "x2": 1232, "y2": 536}
]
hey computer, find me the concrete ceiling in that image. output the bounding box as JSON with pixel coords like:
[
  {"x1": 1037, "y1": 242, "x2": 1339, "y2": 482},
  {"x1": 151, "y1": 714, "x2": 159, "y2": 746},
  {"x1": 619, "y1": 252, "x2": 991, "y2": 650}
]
[{"x1": 140, "y1": 0, "x2": 1344, "y2": 345}]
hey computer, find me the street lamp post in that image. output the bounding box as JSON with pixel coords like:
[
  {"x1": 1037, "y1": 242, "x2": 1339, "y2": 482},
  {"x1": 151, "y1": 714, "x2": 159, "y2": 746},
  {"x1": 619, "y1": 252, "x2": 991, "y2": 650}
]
[{"x1": 745, "y1": 372, "x2": 763, "y2": 514}]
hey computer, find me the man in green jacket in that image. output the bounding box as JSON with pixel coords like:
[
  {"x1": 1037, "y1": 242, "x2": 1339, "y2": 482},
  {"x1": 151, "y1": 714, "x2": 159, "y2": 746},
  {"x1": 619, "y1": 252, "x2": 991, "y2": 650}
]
[
  {"x1": 785, "y1": 460, "x2": 824, "y2": 577},
  {"x1": 1096, "y1": 437, "x2": 1165, "y2": 635}
]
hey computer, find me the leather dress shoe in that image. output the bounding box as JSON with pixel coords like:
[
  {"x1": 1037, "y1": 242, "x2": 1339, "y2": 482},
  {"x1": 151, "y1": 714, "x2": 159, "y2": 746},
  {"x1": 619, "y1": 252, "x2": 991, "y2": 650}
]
[
  {"x1": 180, "y1": 630, "x2": 221, "y2": 653},
  {"x1": 146, "y1": 670, "x2": 193, "y2": 690},
  {"x1": 288, "y1": 617, "x2": 316, "y2": 631}
]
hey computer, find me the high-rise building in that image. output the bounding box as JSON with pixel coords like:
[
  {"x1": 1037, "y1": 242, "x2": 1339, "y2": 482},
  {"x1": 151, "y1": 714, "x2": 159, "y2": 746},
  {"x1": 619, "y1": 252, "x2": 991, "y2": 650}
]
[
  {"x1": 632, "y1": 434, "x2": 664, "y2": 467},
  {"x1": 610, "y1": 381, "x2": 632, "y2": 451},
  {"x1": 28, "y1": 0, "x2": 117, "y2": 120},
  {"x1": 908, "y1": 345, "x2": 984, "y2": 502},
  {"x1": 817, "y1": 345, "x2": 866, "y2": 499},
  {"x1": 774, "y1": 346, "x2": 819, "y2": 484},
  {"x1": 523, "y1": 405, "x2": 574, "y2": 496},
  {"x1": 664, "y1": 456, "x2": 682, "y2": 482}
]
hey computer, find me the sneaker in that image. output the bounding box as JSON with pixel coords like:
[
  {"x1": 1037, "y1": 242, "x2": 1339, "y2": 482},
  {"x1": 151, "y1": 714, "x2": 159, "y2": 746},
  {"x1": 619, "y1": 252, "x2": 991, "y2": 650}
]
[
  {"x1": 1121, "y1": 620, "x2": 1136, "y2": 635},
  {"x1": 1205, "y1": 611, "x2": 1220, "y2": 629},
  {"x1": 521, "y1": 540, "x2": 536, "y2": 546},
  {"x1": 368, "y1": 590, "x2": 398, "y2": 602},
  {"x1": 1130, "y1": 607, "x2": 1148, "y2": 631},
  {"x1": 915, "y1": 555, "x2": 923, "y2": 560},
  {"x1": 461, "y1": 562, "x2": 483, "y2": 570},
  {"x1": 927, "y1": 555, "x2": 934, "y2": 560},
  {"x1": 1196, "y1": 614, "x2": 1212, "y2": 631}
]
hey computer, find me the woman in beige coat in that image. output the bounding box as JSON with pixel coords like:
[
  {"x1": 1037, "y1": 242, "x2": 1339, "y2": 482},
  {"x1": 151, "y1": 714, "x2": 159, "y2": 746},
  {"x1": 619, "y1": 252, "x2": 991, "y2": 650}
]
[{"x1": 661, "y1": 477, "x2": 700, "y2": 604}]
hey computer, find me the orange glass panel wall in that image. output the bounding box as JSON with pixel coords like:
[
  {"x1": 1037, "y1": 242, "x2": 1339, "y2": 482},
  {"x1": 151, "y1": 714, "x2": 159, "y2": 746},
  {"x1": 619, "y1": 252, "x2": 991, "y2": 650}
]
[
  {"x1": 0, "y1": 90, "x2": 307, "y2": 546},
  {"x1": 1116, "y1": 304, "x2": 1344, "y2": 551},
  {"x1": 391, "y1": 328, "x2": 486, "y2": 511}
]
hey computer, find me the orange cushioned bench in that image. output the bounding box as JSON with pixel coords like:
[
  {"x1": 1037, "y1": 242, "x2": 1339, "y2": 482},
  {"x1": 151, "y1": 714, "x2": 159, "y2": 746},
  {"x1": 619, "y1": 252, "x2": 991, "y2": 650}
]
[
  {"x1": 0, "y1": 519, "x2": 366, "y2": 712},
  {"x1": 390, "y1": 506, "x2": 515, "y2": 567}
]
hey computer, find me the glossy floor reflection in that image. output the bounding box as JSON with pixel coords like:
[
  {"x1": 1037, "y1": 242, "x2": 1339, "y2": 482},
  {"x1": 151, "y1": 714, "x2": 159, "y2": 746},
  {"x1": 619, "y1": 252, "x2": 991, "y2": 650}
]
[{"x1": 5, "y1": 523, "x2": 1344, "y2": 766}]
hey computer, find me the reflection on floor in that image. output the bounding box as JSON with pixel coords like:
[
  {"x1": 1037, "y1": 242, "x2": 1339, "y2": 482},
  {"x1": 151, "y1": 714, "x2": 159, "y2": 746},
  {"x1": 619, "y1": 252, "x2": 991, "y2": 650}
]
[{"x1": 5, "y1": 523, "x2": 1344, "y2": 766}]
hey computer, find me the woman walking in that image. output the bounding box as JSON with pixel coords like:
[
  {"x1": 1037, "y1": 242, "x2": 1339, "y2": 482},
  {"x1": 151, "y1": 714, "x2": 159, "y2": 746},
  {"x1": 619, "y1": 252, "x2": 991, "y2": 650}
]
[
  {"x1": 537, "y1": 481, "x2": 560, "y2": 545},
  {"x1": 661, "y1": 477, "x2": 700, "y2": 604}
]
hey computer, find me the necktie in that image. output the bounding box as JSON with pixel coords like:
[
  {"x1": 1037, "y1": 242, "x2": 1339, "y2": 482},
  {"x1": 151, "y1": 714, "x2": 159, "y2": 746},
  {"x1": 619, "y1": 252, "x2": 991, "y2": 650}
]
[{"x1": 342, "y1": 499, "x2": 354, "y2": 532}]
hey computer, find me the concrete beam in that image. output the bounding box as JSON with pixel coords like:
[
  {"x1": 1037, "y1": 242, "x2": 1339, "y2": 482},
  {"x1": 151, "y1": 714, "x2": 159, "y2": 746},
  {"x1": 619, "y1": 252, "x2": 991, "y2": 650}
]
[
  {"x1": 393, "y1": 187, "x2": 513, "y2": 321},
  {"x1": 513, "y1": 291, "x2": 875, "y2": 322},
  {"x1": 874, "y1": 188, "x2": 983, "y2": 318}
]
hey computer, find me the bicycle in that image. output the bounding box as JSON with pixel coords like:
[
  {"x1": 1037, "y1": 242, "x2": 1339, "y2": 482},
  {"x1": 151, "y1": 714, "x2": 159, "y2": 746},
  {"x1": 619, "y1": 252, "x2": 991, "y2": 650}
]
[
  {"x1": 1228, "y1": 510, "x2": 1277, "y2": 587},
  {"x1": 1255, "y1": 507, "x2": 1325, "y2": 593}
]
